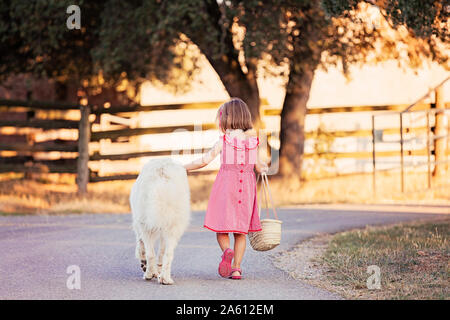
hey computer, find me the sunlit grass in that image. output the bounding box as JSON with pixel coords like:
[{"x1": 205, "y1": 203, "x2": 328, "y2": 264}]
[
  {"x1": 0, "y1": 170, "x2": 448, "y2": 214},
  {"x1": 321, "y1": 219, "x2": 449, "y2": 299}
]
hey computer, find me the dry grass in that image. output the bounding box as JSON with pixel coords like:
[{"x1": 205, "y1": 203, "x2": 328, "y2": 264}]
[
  {"x1": 270, "y1": 170, "x2": 450, "y2": 206},
  {"x1": 0, "y1": 174, "x2": 132, "y2": 214},
  {"x1": 0, "y1": 170, "x2": 448, "y2": 215},
  {"x1": 321, "y1": 219, "x2": 450, "y2": 299},
  {"x1": 273, "y1": 219, "x2": 450, "y2": 300}
]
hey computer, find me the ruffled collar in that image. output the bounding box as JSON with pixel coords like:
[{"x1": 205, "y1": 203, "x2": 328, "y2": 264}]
[
  {"x1": 226, "y1": 129, "x2": 244, "y2": 138},
  {"x1": 223, "y1": 129, "x2": 259, "y2": 150}
]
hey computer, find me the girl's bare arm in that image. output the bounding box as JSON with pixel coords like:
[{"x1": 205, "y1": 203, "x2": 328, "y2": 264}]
[{"x1": 184, "y1": 139, "x2": 222, "y2": 172}]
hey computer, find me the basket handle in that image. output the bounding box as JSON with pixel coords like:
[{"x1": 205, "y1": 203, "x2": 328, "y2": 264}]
[
  {"x1": 262, "y1": 173, "x2": 279, "y2": 220},
  {"x1": 256, "y1": 173, "x2": 269, "y2": 219},
  {"x1": 257, "y1": 172, "x2": 279, "y2": 220}
]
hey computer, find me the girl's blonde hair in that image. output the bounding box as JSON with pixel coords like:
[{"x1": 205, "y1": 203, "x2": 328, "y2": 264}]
[{"x1": 216, "y1": 98, "x2": 253, "y2": 133}]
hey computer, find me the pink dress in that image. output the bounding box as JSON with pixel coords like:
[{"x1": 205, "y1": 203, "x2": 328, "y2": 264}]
[{"x1": 204, "y1": 133, "x2": 262, "y2": 234}]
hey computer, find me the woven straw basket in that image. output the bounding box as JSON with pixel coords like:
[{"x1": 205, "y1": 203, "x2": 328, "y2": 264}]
[{"x1": 248, "y1": 173, "x2": 282, "y2": 251}]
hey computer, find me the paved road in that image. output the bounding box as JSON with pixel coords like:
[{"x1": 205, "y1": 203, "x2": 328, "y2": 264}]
[{"x1": 0, "y1": 205, "x2": 447, "y2": 300}]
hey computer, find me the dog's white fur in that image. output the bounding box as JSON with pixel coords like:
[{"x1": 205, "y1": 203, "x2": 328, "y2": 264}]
[{"x1": 130, "y1": 158, "x2": 190, "y2": 285}]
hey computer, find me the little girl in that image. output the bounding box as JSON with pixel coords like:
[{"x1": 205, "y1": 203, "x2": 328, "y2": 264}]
[{"x1": 184, "y1": 98, "x2": 267, "y2": 280}]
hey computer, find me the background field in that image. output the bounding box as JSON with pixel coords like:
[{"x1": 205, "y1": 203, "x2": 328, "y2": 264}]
[{"x1": 1, "y1": 170, "x2": 448, "y2": 215}]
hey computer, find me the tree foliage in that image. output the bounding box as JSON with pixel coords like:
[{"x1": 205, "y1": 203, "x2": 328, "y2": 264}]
[
  {"x1": 322, "y1": 0, "x2": 449, "y2": 41},
  {"x1": 0, "y1": 0, "x2": 105, "y2": 84},
  {"x1": 1, "y1": 1, "x2": 447, "y2": 91},
  {"x1": 321, "y1": 0, "x2": 449, "y2": 66},
  {"x1": 0, "y1": 0, "x2": 448, "y2": 178}
]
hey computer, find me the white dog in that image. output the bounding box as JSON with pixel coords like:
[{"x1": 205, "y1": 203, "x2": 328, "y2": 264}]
[{"x1": 130, "y1": 158, "x2": 190, "y2": 285}]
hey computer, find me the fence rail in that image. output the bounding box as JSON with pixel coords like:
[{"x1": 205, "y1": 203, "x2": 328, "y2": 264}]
[
  {"x1": 1, "y1": 95, "x2": 448, "y2": 194},
  {"x1": 264, "y1": 102, "x2": 433, "y2": 116},
  {"x1": 90, "y1": 123, "x2": 218, "y2": 141}
]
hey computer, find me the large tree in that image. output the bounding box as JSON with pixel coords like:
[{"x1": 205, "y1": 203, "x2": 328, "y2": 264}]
[
  {"x1": 1, "y1": 0, "x2": 448, "y2": 179},
  {"x1": 94, "y1": 0, "x2": 448, "y2": 179}
]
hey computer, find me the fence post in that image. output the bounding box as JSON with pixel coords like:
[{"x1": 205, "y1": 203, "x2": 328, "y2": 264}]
[
  {"x1": 433, "y1": 86, "x2": 447, "y2": 177},
  {"x1": 426, "y1": 111, "x2": 431, "y2": 189},
  {"x1": 371, "y1": 115, "x2": 376, "y2": 195},
  {"x1": 399, "y1": 112, "x2": 404, "y2": 193},
  {"x1": 77, "y1": 105, "x2": 91, "y2": 195}
]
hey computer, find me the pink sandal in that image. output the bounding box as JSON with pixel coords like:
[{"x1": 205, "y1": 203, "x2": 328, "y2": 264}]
[
  {"x1": 218, "y1": 248, "x2": 234, "y2": 278},
  {"x1": 230, "y1": 268, "x2": 242, "y2": 280}
]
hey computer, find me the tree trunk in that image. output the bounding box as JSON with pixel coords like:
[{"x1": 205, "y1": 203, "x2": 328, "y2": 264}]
[
  {"x1": 275, "y1": 1, "x2": 324, "y2": 180},
  {"x1": 186, "y1": 0, "x2": 262, "y2": 128},
  {"x1": 205, "y1": 56, "x2": 261, "y2": 128},
  {"x1": 278, "y1": 64, "x2": 316, "y2": 179},
  {"x1": 224, "y1": 71, "x2": 260, "y2": 128}
]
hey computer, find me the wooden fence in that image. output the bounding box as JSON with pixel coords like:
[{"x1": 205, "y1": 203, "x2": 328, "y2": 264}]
[{"x1": 0, "y1": 98, "x2": 447, "y2": 194}]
